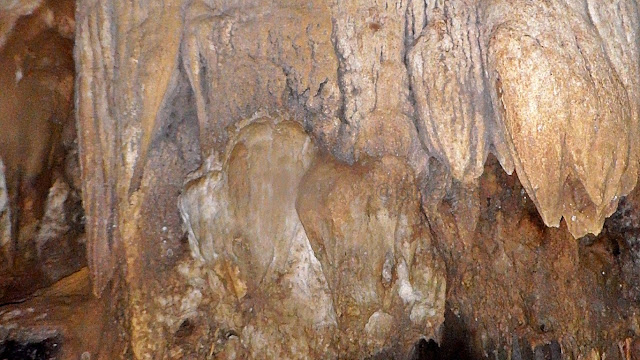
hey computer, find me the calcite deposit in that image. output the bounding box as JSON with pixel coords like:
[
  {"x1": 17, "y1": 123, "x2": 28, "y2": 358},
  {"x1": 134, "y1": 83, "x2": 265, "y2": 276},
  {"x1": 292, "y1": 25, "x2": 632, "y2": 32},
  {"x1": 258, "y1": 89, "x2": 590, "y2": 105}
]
[
  {"x1": 484, "y1": 0, "x2": 640, "y2": 238},
  {"x1": 34, "y1": 179, "x2": 85, "y2": 282},
  {"x1": 405, "y1": 0, "x2": 640, "y2": 238},
  {"x1": 179, "y1": 116, "x2": 335, "y2": 358},
  {"x1": 2, "y1": 0, "x2": 640, "y2": 359},
  {"x1": 297, "y1": 154, "x2": 446, "y2": 357},
  {"x1": 407, "y1": 1, "x2": 511, "y2": 184},
  {"x1": 178, "y1": 116, "x2": 445, "y2": 358}
]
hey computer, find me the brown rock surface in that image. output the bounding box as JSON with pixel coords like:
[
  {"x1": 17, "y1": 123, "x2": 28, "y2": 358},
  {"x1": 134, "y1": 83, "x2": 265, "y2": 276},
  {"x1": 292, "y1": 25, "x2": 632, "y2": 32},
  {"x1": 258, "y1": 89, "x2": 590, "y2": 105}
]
[
  {"x1": 425, "y1": 156, "x2": 640, "y2": 359},
  {"x1": 3, "y1": 0, "x2": 640, "y2": 359},
  {"x1": 484, "y1": 0, "x2": 640, "y2": 237},
  {"x1": 178, "y1": 117, "x2": 445, "y2": 358},
  {"x1": 297, "y1": 154, "x2": 446, "y2": 358},
  {"x1": 0, "y1": 159, "x2": 10, "y2": 268},
  {"x1": 0, "y1": 0, "x2": 82, "y2": 302},
  {"x1": 179, "y1": 116, "x2": 335, "y2": 358},
  {"x1": 407, "y1": 0, "x2": 513, "y2": 184}
]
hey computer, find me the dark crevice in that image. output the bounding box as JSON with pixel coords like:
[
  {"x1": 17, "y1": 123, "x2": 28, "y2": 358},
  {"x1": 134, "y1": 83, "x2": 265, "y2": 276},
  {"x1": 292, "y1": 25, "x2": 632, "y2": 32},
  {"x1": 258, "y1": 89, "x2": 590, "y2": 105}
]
[
  {"x1": 0, "y1": 335, "x2": 62, "y2": 360},
  {"x1": 411, "y1": 308, "x2": 480, "y2": 360}
]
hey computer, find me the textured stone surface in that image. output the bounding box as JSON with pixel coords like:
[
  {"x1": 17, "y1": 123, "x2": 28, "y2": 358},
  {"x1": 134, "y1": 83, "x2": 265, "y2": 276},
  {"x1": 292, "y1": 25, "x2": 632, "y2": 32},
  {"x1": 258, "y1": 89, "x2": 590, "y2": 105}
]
[
  {"x1": 0, "y1": 0, "x2": 81, "y2": 301},
  {"x1": 404, "y1": 0, "x2": 640, "y2": 238},
  {"x1": 406, "y1": 0, "x2": 512, "y2": 184},
  {"x1": 179, "y1": 116, "x2": 335, "y2": 358},
  {"x1": 483, "y1": 0, "x2": 640, "y2": 238},
  {"x1": 0, "y1": 0, "x2": 74, "y2": 182},
  {"x1": 0, "y1": 158, "x2": 10, "y2": 267},
  {"x1": 75, "y1": 0, "x2": 185, "y2": 295},
  {"x1": 422, "y1": 156, "x2": 640, "y2": 360},
  {"x1": 34, "y1": 179, "x2": 85, "y2": 283},
  {"x1": 0, "y1": 0, "x2": 40, "y2": 48},
  {"x1": 182, "y1": 0, "x2": 338, "y2": 155},
  {"x1": 64, "y1": 0, "x2": 640, "y2": 358},
  {"x1": 75, "y1": 0, "x2": 640, "y2": 306},
  {"x1": 297, "y1": 154, "x2": 446, "y2": 358},
  {"x1": 1, "y1": 0, "x2": 74, "y2": 48},
  {"x1": 180, "y1": 0, "x2": 427, "y2": 166},
  {"x1": 329, "y1": 0, "x2": 422, "y2": 162},
  {"x1": 179, "y1": 117, "x2": 445, "y2": 358}
]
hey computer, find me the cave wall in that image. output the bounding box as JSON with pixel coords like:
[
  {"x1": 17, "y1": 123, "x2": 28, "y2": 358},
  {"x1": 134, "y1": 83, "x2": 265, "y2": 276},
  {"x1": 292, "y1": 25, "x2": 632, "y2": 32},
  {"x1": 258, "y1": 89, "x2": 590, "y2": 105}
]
[
  {"x1": 0, "y1": 0, "x2": 85, "y2": 301},
  {"x1": 73, "y1": 0, "x2": 640, "y2": 358},
  {"x1": 1, "y1": 0, "x2": 640, "y2": 359}
]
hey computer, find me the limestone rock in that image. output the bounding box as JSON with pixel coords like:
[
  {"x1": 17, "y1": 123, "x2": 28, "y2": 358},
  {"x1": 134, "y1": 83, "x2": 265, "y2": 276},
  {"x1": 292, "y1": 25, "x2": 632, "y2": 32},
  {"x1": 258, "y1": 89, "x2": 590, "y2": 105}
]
[
  {"x1": 404, "y1": 0, "x2": 640, "y2": 237},
  {"x1": 330, "y1": 0, "x2": 420, "y2": 161},
  {"x1": 0, "y1": 0, "x2": 74, "y2": 183},
  {"x1": 424, "y1": 156, "x2": 640, "y2": 360},
  {"x1": 1, "y1": 0, "x2": 74, "y2": 46},
  {"x1": 64, "y1": 0, "x2": 640, "y2": 357},
  {"x1": 0, "y1": 0, "x2": 76, "y2": 280},
  {"x1": 76, "y1": 0, "x2": 184, "y2": 295},
  {"x1": 297, "y1": 155, "x2": 446, "y2": 357},
  {"x1": 35, "y1": 179, "x2": 85, "y2": 283},
  {"x1": 179, "y1": 117, "x2": 446, "y2": 358},
  {"x1": 0, "y1": 0, "x2": 41, "y2": 48},
  {"x1": 179, "y1": 116, "x2": 336, "y2": 358},
  {"x1": 484, "y1": 0, "x2": 640, "y2": 237},
  {"x1": 180, "y1": 0, "x2": 426, "y2": 165},
  {"x1": 182, "y1": 0, "x2": 340, "y2": 155},
  {"x1": 407, "y1": 0, "x2": 513, "y2": 184}
]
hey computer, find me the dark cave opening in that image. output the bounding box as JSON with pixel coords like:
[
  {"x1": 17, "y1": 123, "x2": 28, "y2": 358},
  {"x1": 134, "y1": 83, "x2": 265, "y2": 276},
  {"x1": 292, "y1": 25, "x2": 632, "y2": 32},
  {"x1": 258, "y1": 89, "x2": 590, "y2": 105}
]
[
  {"x1": 0, "y1": 335, "x2": 62, "y2": 360},
  {"x1": 411, "y1": 308, "x2": 564, "y2": 360},
  {"x1": 412, "y1": 308, "x2": 478, "y2": 360}
]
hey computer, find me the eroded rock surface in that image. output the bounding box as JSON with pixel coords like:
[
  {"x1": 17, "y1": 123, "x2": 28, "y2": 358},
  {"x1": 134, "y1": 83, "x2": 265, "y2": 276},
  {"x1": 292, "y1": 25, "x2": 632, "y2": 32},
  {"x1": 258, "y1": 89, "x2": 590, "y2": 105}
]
[
  {"x1": 0, "y1": 159, "x2": 10, "y2": 268},
  {"x1": 179, "y1": 116, "x2": 336, "y2": 358},
  {"x1": 404, "y1": 0, "x2": 640, "y2": 238},
  {"x1": 297, "y1": 155, "x2": 446, "y2": 358},
  {"x1": 425, "y1": 156, "x2": 638, "y2": 359},
  {"x1": 66, "y1": 0, "x2": 640, "y2": 359},
  {"x1": 0, "y1": 0, "x2": 82, "y2": 302},
  {"x1": 484, "y1": 0, "x2": 640, "y2": 238},
  {"x1": 35, "y1": 179, "x2": 85, "y2": 283},
  {"x1": 407, "y1": 1, "x2": 512, "y2": 184},
  {"x1": 179, "y1": 117, "x2": 445, "y2": 358}
]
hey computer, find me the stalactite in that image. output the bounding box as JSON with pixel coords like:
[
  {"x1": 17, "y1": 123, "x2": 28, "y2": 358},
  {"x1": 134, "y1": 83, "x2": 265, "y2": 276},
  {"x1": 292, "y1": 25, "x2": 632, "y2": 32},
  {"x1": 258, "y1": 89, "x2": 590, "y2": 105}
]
[{"x1": 66, "y1": 0, "x2": 640, "y2": 358}]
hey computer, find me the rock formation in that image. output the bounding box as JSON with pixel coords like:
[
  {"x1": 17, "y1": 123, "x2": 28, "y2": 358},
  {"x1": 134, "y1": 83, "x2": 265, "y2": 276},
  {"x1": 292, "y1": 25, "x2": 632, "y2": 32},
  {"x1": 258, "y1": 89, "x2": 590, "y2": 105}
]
[
  {"x1": 1, "y1": 0, "x2": 640, "y2": 359},
  {"x1": 0, "y1": 0, "x2": 81, "y2": 300},
  {"x1": 0, "y1": 159, "x2": 10, "y2": 268},
  {"x1": 483, "y1": 0, "x2": 640, "y2": 238},
  {"x1": 179, "y1": 116, "x2": 445, "y2": 358}
]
